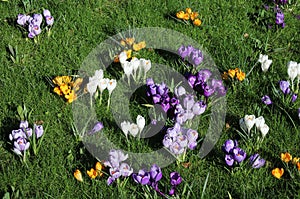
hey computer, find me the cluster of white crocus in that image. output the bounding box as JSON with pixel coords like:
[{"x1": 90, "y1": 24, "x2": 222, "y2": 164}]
[
  {"x1": 287, "y1": 61, "x2": 300, "y2": 92},
  {"x1": 258, "y1": 54, "x2": 272, "y2": 72},
  {"x1": 86, "y1": 69, "x2": 117, "y2": 108},
  {"x1": 119, "y1": 52, "x2": 151, "y2": 83},
  {"x1": 239, "y1": 115, "x2": 269, "y2": 139},
  {"x1": 121, "y1": 115, "x2": 145, "y2": 138}
]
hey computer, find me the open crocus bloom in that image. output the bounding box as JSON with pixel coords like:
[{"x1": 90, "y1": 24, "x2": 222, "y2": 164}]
[
  {"x1": 107, "y1": 79, "x2": 117, "y2": 94},
  {"x1": 287, "y1": 61, "x2": 298, "y2": 82},
  {"x1": 244, "y1": 115, "x2": 256, "y2": 133}
]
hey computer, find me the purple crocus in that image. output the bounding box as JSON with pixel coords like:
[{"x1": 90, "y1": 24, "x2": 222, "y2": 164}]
[
  {"x1": 249, "y1": 154, "x2": 266, "y2": 169},
  {"x1": 88, "y1": 121, "x2": 104, "y2": 135},
  {"x1": 31, "y1": 14, "x2": 43, "y2": 26},
  {"x1": 225, "y1": 154, "x2": 234, "y2": 166},
  {"x1": 13, "y1": 137, "x2": 30, "y2": 155},
  {"x1": 132, "y1": 169, "x2": 150, "y2": 185},
  {"x1": 232, "y1": 147, "x2": 247, "y2": 163},
  {"x1": 261, "y1": 95, "x2": 272, "y2": 105},
  {"x1": 34, "y1": 125, "x2": 44, "y2": 139},
  {"x1": 192, "y1": 100, "x2": 206, "y2": 115},
  {"x1": 43, "y1": 10, "x2": 54, "y2": 26},
  {"x1": 188, "y1": 74, "x2": 197, "y2": 88},
  {"x1": 149, "y1": 164, "x2": 162, "y2": 182},
  {"x1": 178, "y1": 45, "x2": 193, "y2": 59},
  {"x1": 275, "y1": 12, "x2": 285, "y2": 27},
  {"x1": 292, "y1": 94, "x2": 297, "y2": 103},
  {"x1": 17, "y1": 14, "x2": 30, "y2": 26},
  {"x1": 197, "y1": 69, "x2": 212, "y2": 82},
  {"x1": 279, "y1": 80, "x2": 290, "y2": 94},
  {"x1": 169, "y1": 172, "x2": 182, "y2": 196},
  {"x1": 222, "y1": 139, "x2": 238, "y2": 154},
  {"x1": 119, "y1": 162, "x2": 133, "y2": 177}
]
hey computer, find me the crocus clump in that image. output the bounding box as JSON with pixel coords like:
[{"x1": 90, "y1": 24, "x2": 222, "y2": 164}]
[
  {"x1": 146, "y1": 78, "x2": 178, "y2": 113},
  {"x1": 104, "y1": 149, "x2": 133, "y2": 185},
  {"x1": 9, "y1": 121, "x2": 44, "y2": 158},
  {"x1": 132, "y1": 164, "x2": 182, "y2": 197},
  {"x1": 163, "y1": 123, "x2": 198, "y2": 155},
  {"x1": 121, "y1": 115, "x2": 145, "y2": 138},
  {"x1": 16, "y1": 9, "x2": 54, "y2": 38},
  {"x1": 187, "y1": 69, "x2": 227, "y2": 98},
  {"x1": 176, "y1": 8, "x2": 202, "y2": 27},
  {"x1": 178, "y1": 45, "x2": 204, "y2": 66},
  {"x1": 222, "y1": 139, "x2": 246, "y2": 166},
  {"x1": 222, "y1": 68, "x2": 246, "y2": 82}
]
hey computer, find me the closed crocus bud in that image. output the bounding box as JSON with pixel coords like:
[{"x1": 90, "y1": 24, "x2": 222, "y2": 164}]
[
  {"x1": 255, "y1": 116, "x2": 265, "y2": 129},
  {"x1": 258, "y1": 54, "x2": 268, "y2": 63},
  {"x1": 140, "y1": 58, "x2": 151, "y2": 73},
  {"x1": 129, "y1": 123, "x2": 139, "y2": 137},
  {"x1": 43, "y1": 9, "x2": 51, "y2": 17},
  {"x1": 132, "y1": 169, "x2": 150, "y2": 185},
  {"x1": 87, "y1": 80, "x2": 98, "y2": 95},
  {"x1": 74, "y1": 169, "x2": 83, "y2": 182},
  {"x1": 121, "y1": 121, "x2": 131, "y2": 138},
  {"x1": 98, "y1": 78, "x2": 108, "y2": 93},
  {"x1": 287, "y1": 61, "x2": 298, "y2": 82},
  {"x1": 261, "y1": 59, "x2": 272, "y2": 72},
  {"x1": 259, "y1": 123, "x2": 269, "y2": 138},
  {"x1": 149, "y1": 164, "x2": 162, "y2": 182},
  {"x1": 131, "y1": 57, "x2": 140, "y2": 74},
  {"x1": 123, "y1": 61, "x2": 133, "y2": 77},
  {"x1": 34, "y1": 125, "x2": 44, "y2": 139},
  {"x1": 249, "y1": 154, "x2": 266, "y2": 169},
  {"x1": 136, "y1": 115, "x2": 145, "y2": 132}
]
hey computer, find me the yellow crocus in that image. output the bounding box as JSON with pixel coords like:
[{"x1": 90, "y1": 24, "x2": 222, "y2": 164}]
[
  {"x1": 272, "y1": 168, "x2": 284, "y2": 179},
  {"x1": 53, "y1": 87, "x2": 63, "y2": 96},
  {"x1": 87, "y1": 168, "x2": 98, "y2": 179},
  {"x1": 292, "y1": 157, "x2": 300, "y2": 164},
  {"x1": 228, "y1": 69, "x2": 236, "y2": 78},
  {"x1": 74, "y1": 169, "x2": 83, "y2": 182},
  {"x1": 193, "y1": 18, "x2": 202, "y2": 26},
  {"x1": 281, "y1": 152, "x2": 292, "y2": 163},
  {"x1": 190, "y1": 12, "x2": 199, "y2": 21},
  {"x1": 186, "y1": 8, "x2": 192, "y2": 14},
  {"x1": 125, "y1": 37, "x2": 135, "y2": 46},
  {"x1": 95, "y1": 162, "x2": 104, "y2": 177},
  {"x1": 183, "y1": 13, "x2": 190, "y2": 20},
  {"x1": 236, "y1": 71, "x2": 246, "y2": 81},
  {"x1": 176, "y1": 11, "x2": 185, "y2": 19},
  {"x1": 133, "y1": 41, "x2": 146, "y2": 51}
]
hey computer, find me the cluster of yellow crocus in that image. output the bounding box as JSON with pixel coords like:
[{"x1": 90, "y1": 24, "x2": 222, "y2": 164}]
[
  {"x1": 114, "y1": 37, "x2": 146, "y2": 62},
  {"x1": 74, "y1": 162, "x2": 104, "y2": 182},
  {"x1": 272, "y1": 152, "x2": 300, "y2": 179},
  {"x1": 176, "y1": 8, "x2": 202, "y2": 27},
  {"x1": 52, "y1": 76, "x2": 83, "y2": 103},
  {"x1": 222, "y1": 68, "x2": 246, "y2": 82}
]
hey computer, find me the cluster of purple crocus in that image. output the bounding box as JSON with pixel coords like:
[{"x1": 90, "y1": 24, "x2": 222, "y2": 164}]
[
  {"x1": 273, "y1": 0, "x2": 287, "y2": 5},
  {"x1": 222, "y1": 139, "x2": 265, "y2": 168},
  {"x1": 163, "y1": 123, "x2": 198, "y2": 155},
  {"x1": 104, "y1": 149, "x2": 133, "y2": 185},
  {"x1": 9, "y1": 121, "x2": 44, "y2": 156},
  {"x1": 279, "y1": 80, "x2": 297, "y2": 102},
  {"x1": 187, "y1": 69, "x2": 226, "y2": 98},
  {"x1": 174, "y1": 86, "x2": 206, "y2": 125},
  {"x1": 132, "y1": 164, "x2": 182, "y2": 197},
  {"x1": 146, "y1": 78, "x2": 179, "y2": 113},
  {"x1": 17, "y1": 9, "x2": 54, "y2": 38},
  {"x1": 178, "y1": 45, "x2": 204, "y2": 66}
]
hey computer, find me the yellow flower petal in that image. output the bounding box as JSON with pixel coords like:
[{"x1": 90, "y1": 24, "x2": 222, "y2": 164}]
[
  {"x1": 292, "y1": 157, "x2": 300, "y2": 164},
  {"x1": 183, "y1": 13, "x2": 190, "y2": 20},
  {"x1": 236, "y1": 71, "x2": 246, "y2": 81},
  {"x1": 133, "y1": 41, "x2": 146, "y2": 51},
  {"x1": 176, "y1": 11, "x2": 185, "y2": 19},
  {"x1": 186, "y1": 8, "x2": 192, "y2": 14},
  {"x1": 74, "y1": 169, "x2": 83, "y2": 182},
  {"x1": 190, "y1": 12, "x2": 199, "y2": 21},
  {"x1": 228, "y1": 69, "x2": 236, "y2": 78},
  {"x1": 126, "y1": 38, "x2": 135, "y2": 46},
  {"x1": 272, "y1": 168, "x2": 284, "y2": 179},
  {"x1": 53, "y1": 87, "x2": 63, "y2": 96},
  {"x1": 52, "y1": 76, "x2": 63, "y2": 86}
]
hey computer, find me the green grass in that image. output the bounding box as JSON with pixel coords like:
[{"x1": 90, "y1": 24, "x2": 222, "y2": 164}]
[{"x1": 0, "y1": 0, "x2": 300, "y2": 198}]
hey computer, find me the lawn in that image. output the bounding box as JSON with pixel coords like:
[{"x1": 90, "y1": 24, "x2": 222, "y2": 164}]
[{"x1": 0, "y1": 0, "x2": 300, "y2": 198}]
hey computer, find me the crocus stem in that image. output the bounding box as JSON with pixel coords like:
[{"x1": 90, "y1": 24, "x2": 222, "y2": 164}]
[
  {"x1": 90, "y1": 95, "x2": 93, "y2": 108},
  {"x1": 246, "y1": 62, "x2": 258, "y2": 77},
  {"x1": 154, "y1": 187, "x2": 168, "y2": 199},
  {"x1": 99, "y1": 92, "x2": 103, "y2": 105},
  {"x1": 107, "y1": 94, "x2": 111, "y2": 111}
]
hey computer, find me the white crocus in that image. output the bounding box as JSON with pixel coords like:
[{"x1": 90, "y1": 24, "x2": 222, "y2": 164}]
[
  {"x1": 136, "y1": 115, "x2": 145, "y2": 132},
  {"x1": 297, "y1": 63, "x2": 300, "y2": 80},
  {"x1": 107, "y1": 79, "x2": 117, "y2": 110},
  {"x1": 107, "y1": 79, "x2": 117, "y2": 95},
  {"x1": 140, "y1": 58, "x2": 151, "y2": 80},
  {"x1": 119, "y1": 51, "x2": 127, "y2": 64},
  {"x1": 258, "y1": 54, "x2": 268, "y2": 63},
  {"x1": 87, "y1": 78, "x2": 98, "y2": 95},
  {"x1": 94, "y1": 69, "x2": 104, "y2": 81},
  {"x1": 98, "y1": 78, "x2": 108, "y2": 105},
  {"x1": 121, "y1": 121, "x2": 131, "y2": 138},
  {"x1": 131, "y1": 57, "x2": 140, "y2": 79},
  {"x1": 259, "y1": 123, "x2": 269, "y2": 138},
  {"x1": 123, "y1": 61, "x2": 133, "y2": 85},
  {"x1": 129, "y1": 123, "x2": 139, "y2": 137},
  {"x1": 255, "y1": 116, "x2": 265, "y2": 129},
  {"x1": 287, "y1": 61, "x2": 298, "y2": 82},
  {"x1": 244, "y1": 115, "x2": 256, "y2": 133}
]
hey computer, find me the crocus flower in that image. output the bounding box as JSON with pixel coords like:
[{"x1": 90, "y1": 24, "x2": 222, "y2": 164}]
[
  {"x1": 174, "y1": 86, "x2": 186, "y2": 97},
  {"x1": 262, "y1": 95, "x2": 272, "y2": 105},
  {"x1": 292, "y1": 94, "x2": 297, "y2": 102},
  {"x1": 45, "y1": 16, "x2": 54, "y2": 26},
  {"x1": 259, "y1": 123, "x2": 269, "y2": 138},
  {"x1": 298, "y1": 108, "x2": 300, "y2": 120},
  {"x1": 132, "y1": 169, "x2": 150, "y2": 185},
  {"x1": 244, "y1": 115, "x2": 256, "y2": 133},
  {"x1": 192, "y1": 100, "x2": 206, "y2": 115},
  {"x1": 136, "y1": 115, "x2": 145, "y2": 132},
  {"x1": 119, "y1": 162, "x2": 133, "y2": 177},
  {"x1": 149, "y1": 164, "x2": 162, "y2": 182},
  {"x1": 281, "y1": 152, "x2": 292, "y2": 163},
  {"x1": 129, "y1": 123, "x2": 139, "y2": 137},
  {"x1": 287, "y1": 61, "x2": 298, "y2": 82},
  {"x1": 258, "y1": 54, "x2": 272, "y2": 72},
  {"x1": 232, "y1": 147, "x2": 247, "y2": 163},
  {"x1": 275, "y1": 12, "x2": 285, "y2": 27},
  {"x1": 249, "y1": 154, "x2": 265, "y2": 168},
  {"x1": 74, "y1": 169, "x2": 83, "y2": 182},
  {"x1": 34, "y1": 125, "x2": 44, "y2": 139},
  {"x1": 13, "y1": 137, "x2": 30, "y2": 155},
  {"x1": 121, "y1": 121, "x2": 131, "y2": 138},
  {"x1": 140, "y1": 58, "x2": 151, "y2": 74},
  {"x1": 170, "y1": 172, "x2": 182, "y2": 186},
  {"x1": 279, "y1": 80, "x2": 290, "y2": 94},
  {"x1": 86, "y1": 80, "x2": 98, "y2": 96},
  {"x1": 87, "y1": 168, "x2": 98, "y2": 179},
  {"x1": 178, "y1": 45, "x2": 193, "y2": 59},
  {"x1": 107, "y1": 79, "x2": 117, "y2": 95},
  {"x1": 222, "y1": 139, "x2": 238, "y2": 154},
  {"x1": 272, "y1": 168, "x2": 284, "y2": 179},
  {"x1": 31, "y1": 14, "x2": 43, "y2": 26},
  {"x1": 225, "y1": 154, "x2": 235, "y2": 166},
  {"x1": 17, "y1": 14, "x2": 30, "y2": 26},
  {"x1": 88, "y1": 121, "x2": 103, "y2": 135}
]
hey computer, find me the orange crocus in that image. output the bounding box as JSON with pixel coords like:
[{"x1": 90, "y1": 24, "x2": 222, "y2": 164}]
[
  {"x1": 193, "y1": 18, "x2": 202, "y2": 26},
  {"x1": 87, "y1": 168, "x2": 98, "y2": 179},
  {"x1": 228, "y1": 69, "x2": 236, "y2": 78},
  {"x1": 190, "y1": 12, "x2": 199, "y2": 21},
  {"x1": 176, "y1": 11, "x2": 185, "y2": 19},
  {"x1": 53, "y1": 87, "x2": 63, "y2": 96},
  {"x1": 95, "y1": 162, "x2": 104, "y2": 177},
  {"x1": 281, "y1": 152, "x2": 292, "y2": 163},
  {"x1": 297, "y1": 162, "x2": 300, "y2": 171},
  {"x1": 183, "y1": 13, "x2": 190, "y2": 20},
  {"x1": 186, "y1": 8, "x2": 192, "y2": 14},
  {"x1": 292, "y1": 157, "x2": 300, "y2": 164},
  {"x1": 236, "y1": 71, "x2": 246, "y2": 81},
  {"x1": 272, "y1": 168, "x2": 284, "y2": 179},
  {"x1": 74, "y1": 169, "x2": 83, "y2": 182}
]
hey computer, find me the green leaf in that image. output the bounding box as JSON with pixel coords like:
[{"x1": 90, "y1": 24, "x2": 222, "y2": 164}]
[{"x1": 2, "y1": 192, "x2": 10, "y2": 199}]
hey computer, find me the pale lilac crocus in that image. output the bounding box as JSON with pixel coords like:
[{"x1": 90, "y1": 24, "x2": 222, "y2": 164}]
[
  {"x1": 88, "y1": 121, "x2": 103, "y2": 135},
  {"x1": 249, "y1": 154, "x2": 266, "y2": 169},
  {"x1": 279, "y1": 80, "x2": 290, "y2": 94},
  {"x1": 17, "y1": 14, "x2": 30, "y2": 26},
  {"x1": 34, "y1": 125, "x2": 44, "y2": 139}
]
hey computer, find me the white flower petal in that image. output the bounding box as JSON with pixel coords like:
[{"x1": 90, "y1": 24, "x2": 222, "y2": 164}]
[{"x1": 136, "y1": 115, "x2": 145, "y2": 132}]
